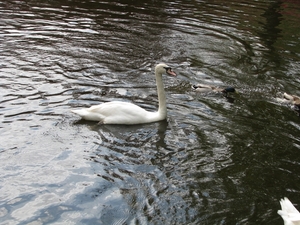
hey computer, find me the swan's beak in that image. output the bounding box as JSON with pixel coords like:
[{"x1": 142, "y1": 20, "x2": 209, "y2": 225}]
[{"x1": 165, "y1": 67, "x2": 177, "y2": 76}]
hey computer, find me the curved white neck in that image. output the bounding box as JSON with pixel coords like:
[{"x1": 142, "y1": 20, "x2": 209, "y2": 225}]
[{"x1": 155, "y1": 70, "x2": 167, "y2": 119}]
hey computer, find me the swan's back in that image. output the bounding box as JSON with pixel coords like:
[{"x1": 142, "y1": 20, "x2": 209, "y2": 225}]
[
  {"x1": 72, "y1": 101, "x2": 161, "y2": 124},
  {"x1": 278, "y1": 197, "x2": 300, "y2": 225}
]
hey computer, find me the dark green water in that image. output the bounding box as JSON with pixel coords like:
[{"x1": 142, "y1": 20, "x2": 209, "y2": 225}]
[{"x1": 1, "y1": 0, "x2": 300, "y2": 224}]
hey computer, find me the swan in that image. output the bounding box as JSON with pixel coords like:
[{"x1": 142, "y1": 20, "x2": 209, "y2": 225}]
[
  {"x1": 192, "y1": 84, "x2": 236, "y2": 96},
  {"x1": 278, "y1": 197, "x2": 300, "y2": 225},
  {"x1": 71, "y1": 63, "x2": 176, "y2": 124}
]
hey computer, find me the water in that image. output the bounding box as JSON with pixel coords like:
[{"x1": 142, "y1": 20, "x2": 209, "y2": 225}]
[{"x1": 1, "y1": 0, "x2": 300, "y2": 224}]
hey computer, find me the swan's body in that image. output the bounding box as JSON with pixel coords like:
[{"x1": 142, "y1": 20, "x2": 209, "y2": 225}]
[
  {"x1": 192, "y1": 84, "x2": 235, "y2": 96},
  {"x1": 72, "y1": 101, "x2": 163, "y2": 124},
  {"x1": 278, "y1": 197, "x2": 300, "y2": 225},
  {"x1": 72, "y1": 63, "x2": 176, "y2": 124}
]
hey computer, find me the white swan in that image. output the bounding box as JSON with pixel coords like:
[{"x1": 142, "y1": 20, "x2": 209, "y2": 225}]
[
  {"x1": 278, "y1": 197, "x2": 300, "y2": 225},
  {"x1": 71, "y1": 63, "x2": 176, "y2": 124}
]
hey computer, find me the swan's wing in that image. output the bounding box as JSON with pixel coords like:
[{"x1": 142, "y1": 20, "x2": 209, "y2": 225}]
[
  {"x1": 88, "y1": 101, "x2": 147, "y2": 116},
  {"x1": 88, "y1": 101, "x2": 156, "y2": 124}
]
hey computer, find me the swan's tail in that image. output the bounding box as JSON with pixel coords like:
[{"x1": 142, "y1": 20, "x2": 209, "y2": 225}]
[
  {"x1": 278, "y1": 197, "x2": 300, "y2": 225},
  {"x1": 71, "y1": 109, "x2": 90, "y2": 117},
  {"x1": 71, "y1": 108, "x2": 103, "y2": 122}
]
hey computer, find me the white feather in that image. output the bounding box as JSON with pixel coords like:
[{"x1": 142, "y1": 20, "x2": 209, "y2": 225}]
[{"x1": 278, "y1": 197, "x2": 300, "y2": 225}]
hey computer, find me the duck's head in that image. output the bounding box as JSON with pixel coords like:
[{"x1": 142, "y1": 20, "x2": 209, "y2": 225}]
[
  {"x1": 155, "y1": 63, "x2": 177, "y2": 77},
  {"x1": 192, "y1": 84, "x2": 198, "y2": 90},
  {"x1": 294, "y1": 98, "x2": 300, "y2": 107},
  {"x1": 222, "y1": 87, "x2": 236, "y2": 94}
]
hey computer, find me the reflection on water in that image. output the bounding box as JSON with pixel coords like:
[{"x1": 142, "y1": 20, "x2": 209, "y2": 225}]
[{"x1": 1, "y1": 0, "x2": 300, "y2": 224}]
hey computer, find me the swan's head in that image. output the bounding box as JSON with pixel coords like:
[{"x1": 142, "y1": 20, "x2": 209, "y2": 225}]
[{"x1": 155, "y1": 63, "x2": 177, "y2": 76}]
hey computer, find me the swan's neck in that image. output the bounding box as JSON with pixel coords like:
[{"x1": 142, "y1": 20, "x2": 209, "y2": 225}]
[{"x1": 155, "y1": 71, "x2": 167, "y2": 119}]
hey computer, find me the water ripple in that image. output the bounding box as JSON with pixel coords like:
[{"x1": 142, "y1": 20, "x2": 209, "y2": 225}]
[{"x1": 1, "y1": 0, "x2": 300, "y2": 224}]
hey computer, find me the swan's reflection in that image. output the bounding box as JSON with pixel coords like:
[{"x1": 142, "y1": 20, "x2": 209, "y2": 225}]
[{"x1": 86, "y1": 119, "x2": 169, "y2": 150}]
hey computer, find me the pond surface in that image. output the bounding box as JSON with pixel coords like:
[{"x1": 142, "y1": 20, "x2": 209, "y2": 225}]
[{"x1": 1, "y1": 0, "x2": 300, "y2": 224}]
